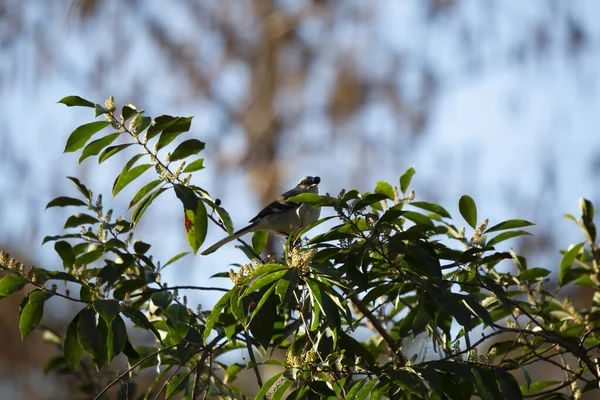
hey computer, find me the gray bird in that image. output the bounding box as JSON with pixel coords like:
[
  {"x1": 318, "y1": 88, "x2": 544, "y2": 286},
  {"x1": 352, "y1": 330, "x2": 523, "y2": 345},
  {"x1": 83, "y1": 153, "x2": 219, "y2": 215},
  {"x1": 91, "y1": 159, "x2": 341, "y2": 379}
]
[{"x1": 201, "y1": 176, "x2": 321, "y2": 255}]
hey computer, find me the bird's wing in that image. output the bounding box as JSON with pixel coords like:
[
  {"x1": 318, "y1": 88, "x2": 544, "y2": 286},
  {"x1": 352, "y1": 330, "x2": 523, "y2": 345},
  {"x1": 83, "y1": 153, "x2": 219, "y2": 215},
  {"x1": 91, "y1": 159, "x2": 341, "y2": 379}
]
[{"x1": 248, "y1": 187, "x2": 303, "y2": 223}]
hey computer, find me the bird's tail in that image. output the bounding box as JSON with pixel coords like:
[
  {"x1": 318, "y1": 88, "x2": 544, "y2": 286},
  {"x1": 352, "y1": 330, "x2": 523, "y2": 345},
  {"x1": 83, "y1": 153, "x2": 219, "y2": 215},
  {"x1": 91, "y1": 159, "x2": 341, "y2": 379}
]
[{"x1": 200, "y1": 222, "x2": 258, "y2": 256}]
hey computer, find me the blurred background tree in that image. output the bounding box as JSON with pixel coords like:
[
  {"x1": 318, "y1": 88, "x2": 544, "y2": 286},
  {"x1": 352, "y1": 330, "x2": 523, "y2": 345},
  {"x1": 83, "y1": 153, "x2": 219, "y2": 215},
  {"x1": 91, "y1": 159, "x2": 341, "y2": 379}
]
[{"x1": 0, "y1": 0, "x2": 598, "y2": 398}]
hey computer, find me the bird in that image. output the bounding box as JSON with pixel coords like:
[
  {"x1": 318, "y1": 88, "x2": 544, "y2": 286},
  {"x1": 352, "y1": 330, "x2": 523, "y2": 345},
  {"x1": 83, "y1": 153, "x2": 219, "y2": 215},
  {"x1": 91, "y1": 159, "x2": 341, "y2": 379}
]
[{"x1": 200, "y1": 176, "x2": 321, "y2": 255}]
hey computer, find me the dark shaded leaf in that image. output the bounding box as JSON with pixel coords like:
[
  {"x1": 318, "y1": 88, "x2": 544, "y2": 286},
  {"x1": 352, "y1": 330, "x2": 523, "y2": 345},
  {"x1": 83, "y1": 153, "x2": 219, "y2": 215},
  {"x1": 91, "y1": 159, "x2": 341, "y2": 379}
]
[
  {"x1": 110, "y1": 314, "x2": 128, "y2": 360},
  {"x1": 67, "y1": 176, "x2": 92, "y2": 201},
  {"x1": 93, "y1": 299, "x2": 120, "y2": 326},
  {"x1": 64, "y1": 213, "x2": 99, "y2": 229},
  {"x1": 77, "y1": 307, "x2": 100, "y2": 358},
  {"x1": 46, "y1": 196, "x2": 88, "y2": 209},
  {"x1": 64, "y1": 314, "x2": 83, "y2": 372},
  {"x1": 122, "y1": 307, "x2": 162, "y2": 342}
]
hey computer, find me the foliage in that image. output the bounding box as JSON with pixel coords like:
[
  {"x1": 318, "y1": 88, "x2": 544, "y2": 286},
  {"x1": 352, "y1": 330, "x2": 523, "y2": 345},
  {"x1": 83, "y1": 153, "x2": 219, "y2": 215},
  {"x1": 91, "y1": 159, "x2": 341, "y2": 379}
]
[{"x1": 1, "y1": 96, "x2": 599, "y2": 399}]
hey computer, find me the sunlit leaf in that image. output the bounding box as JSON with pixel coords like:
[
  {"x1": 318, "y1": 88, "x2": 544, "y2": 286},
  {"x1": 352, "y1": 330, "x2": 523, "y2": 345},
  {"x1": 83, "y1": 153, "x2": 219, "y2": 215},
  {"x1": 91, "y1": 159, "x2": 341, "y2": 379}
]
[
  {"x1": 79, "y1": 132, "x2": 121, "y2": 163},
  {"x1": 170, "y1": 139, "x2": 205, "y2": 162},
  {"x1": 19, "y1": 290, "x2": 53, "y2": 339},
  {"x1": 64, "y1": 121, "x2": 110, "y2": 153},
  {"x1": 112, "y1": 164, "x2": 153, "y2": 198},
  {"x1": 58, "y1": 96, "x2": 95, "y2": 108},
  {"x1": 459, "y1": 195, "x2": 477, "y2": 229},
  {"x1": 399, "y1": 167, "x2": 416, "y2": 194}
]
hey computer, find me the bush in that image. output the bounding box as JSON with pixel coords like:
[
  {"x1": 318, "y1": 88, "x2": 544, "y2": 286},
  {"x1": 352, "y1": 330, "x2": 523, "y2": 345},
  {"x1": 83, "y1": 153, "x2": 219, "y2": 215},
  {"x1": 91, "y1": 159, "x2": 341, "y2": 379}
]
[{"x1": 0, "y1": 96, "x2": 598, "y2": 399}]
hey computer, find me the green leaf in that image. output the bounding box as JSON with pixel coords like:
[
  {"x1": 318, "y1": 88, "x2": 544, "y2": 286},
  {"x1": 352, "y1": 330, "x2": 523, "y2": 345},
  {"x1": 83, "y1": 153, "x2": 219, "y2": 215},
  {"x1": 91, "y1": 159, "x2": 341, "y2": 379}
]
[
  {"x1": 163, "y1": 252, "x2": 189, "y2": 269},
  {"x1": 46, "y1": 196, "x2": 88, "y2": 209},
  {"x1": 400, "y1": 167, "x2": 416, "y2": 194},
  {"x1": 93, "y1": 299, "x2": 120, "y2": 326},
  {"x1": 494, "y1": 367, "x2": 522, "y2": 400},
  {"x1": 94, "y1": 104, "x2": 109, "y2": 117},
  {"x1": 204, "y1": 289, "x2": 234, "y2": 344},
  {"x1": 132, "y1": 188, "x2": 167, "y2": 226},
  {"x1": 133, "y1": 240, "x2": 151, "y2": 255},
  {"x1": 520, "y1": 380, "x2": 560, "y2": 395},
  {"x1": 112, "y1": 164, "x2": 153, "y2": 198},
  {"x1": 252, "y1": 231, "x2": 268, "y2": 254},
  {"x1": 0, "y1": 275, "x2": 29, "y2": 298},
  {"x1": 58, "y1": 96, "x2": 94, "y2": 108},
  {"x1": 122, "y1": 307, "x2": 162, "y2": 342},
  {"x1": 459, "y1": 195, "x2": 477, "y2": 229},
  {"x1": 559, "y1": 242, "x2": 585, "y2": 287},
  {"x1": 165, "y1": 303, "x2": 189, "y2": 342},
  {"x1": 182, "y1": 158, "x2": 205, "y2": 173},
  {"x1": 174, "y1": 185, "x2": 208, "y2": 254},
  {"x1": 109, "y1": 314, "x2": 128, "y2": 360},
  {"x1": 64, "y1": 121, "x2": 110, "y2": 153},
  {"x1": 254, "y1": 372, "x2": 283, "y2": 400},
  {"x1": 486, "y1": 230, "x2": 531, "y2": 247},
  {"x1": 151, "y1": 291, "x2": 172, "y2": 309},
  {"x1": 79, "y1": 132, "x2": 121, "y2": 163},
  {"x1": 99, "y1": 143, "x2": 134, "y2": 164},
  {"x1": 64, "y1": 315, "x2": 83, "y2": 372},
  {"x1": 410, "y1": 201, "x2": 451, "y2": 218},
  {"x1": 374, "y1": 181, "x2": 395, "y2": 200},
  {"x1": 54, "y1": 241, "x2": 75, "y2": 267},
  {"x1": 215, "y1": 206, "x2": 234, "y2": 234},
  {"x1": 146, "y1": 115, "x2": 177, "y2": 139},
  {"x1": 64, "y1": 213, "x2": 99, "y2": 229},
  {"x1": 166, "y1": 373, "x2": 189, "y2": 397},
  {"x1": 156, "y1": 117, "x2": 193, "y2": 150},
  {"x1": 75, "y1": 249, "x2": 104, "y2": 266},
  {"x1": 485, "y1": 219, "x2": 534, "y2": 233},
  {"x1": 517, "y1": 268, "x2": 551, "y2": 282},
  {"x1": 128, "y1": 179, "x2": 162, "y2": 209},
  {"x1": 170, "y1": 139, "x2": 205, "y2": 162},
  {"x1": 19, "y1": 290, "x2": 53, "y2": 339},
  {"x1": 121, "y1": 104, "x2": 137, "y2": 121},
  {"x1": 77, "y1": 307, "x2": 101, "y2": 358},
  {"x1": 131, "y1": 113, "x2": 152, "y2": 135},
  {"x1": 67, "y1": 176, "x2": 92, "y2": 201}
]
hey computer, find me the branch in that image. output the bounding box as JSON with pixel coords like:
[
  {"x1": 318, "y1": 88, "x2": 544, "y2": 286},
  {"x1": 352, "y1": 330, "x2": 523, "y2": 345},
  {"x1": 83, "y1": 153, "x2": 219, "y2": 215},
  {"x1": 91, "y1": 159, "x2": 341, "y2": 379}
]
[{"x1": 349, "y1": 294, "x2": 406, "y2": 365}]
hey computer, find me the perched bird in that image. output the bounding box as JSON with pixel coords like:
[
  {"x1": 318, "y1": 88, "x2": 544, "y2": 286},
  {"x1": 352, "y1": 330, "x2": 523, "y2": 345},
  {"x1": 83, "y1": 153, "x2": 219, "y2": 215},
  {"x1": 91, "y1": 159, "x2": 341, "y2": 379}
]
[{"x1": 201, "y1": 176, "x2": 321, "y2": 255}]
